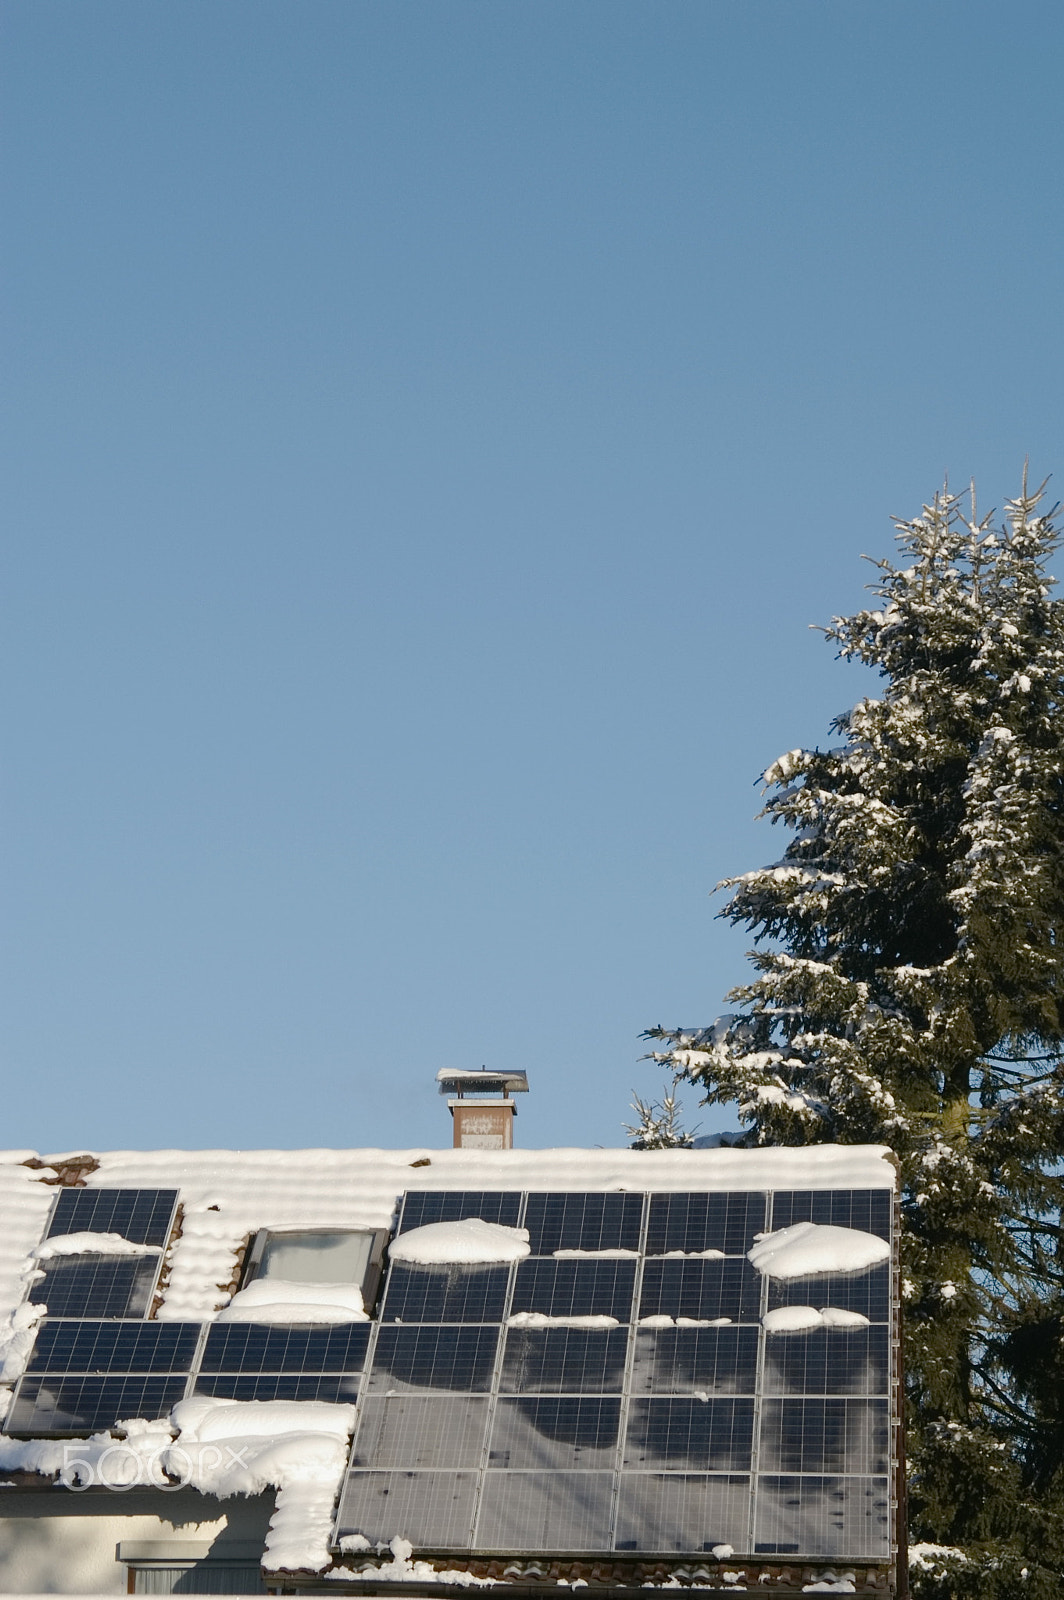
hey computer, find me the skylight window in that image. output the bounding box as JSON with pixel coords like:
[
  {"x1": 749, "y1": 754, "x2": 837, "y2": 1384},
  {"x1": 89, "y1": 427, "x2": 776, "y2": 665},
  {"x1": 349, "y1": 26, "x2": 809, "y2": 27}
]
[{"x1": 244, "y1": 1228, "x2": 389, "y2": 1311}]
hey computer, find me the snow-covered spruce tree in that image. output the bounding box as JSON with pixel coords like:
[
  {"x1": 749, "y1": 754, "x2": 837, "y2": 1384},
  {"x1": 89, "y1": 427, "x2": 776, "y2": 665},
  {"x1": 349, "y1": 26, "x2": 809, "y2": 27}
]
[{"x1": 644, "y1": 479, "x2": 1064, "y2": 1598}]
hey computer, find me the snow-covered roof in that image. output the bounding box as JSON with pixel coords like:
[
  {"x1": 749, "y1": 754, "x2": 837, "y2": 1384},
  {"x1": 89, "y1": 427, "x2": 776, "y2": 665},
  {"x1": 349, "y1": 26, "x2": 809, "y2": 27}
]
[
  {"x1": 0, "y1": 1143, "x2": 898, "y2": 1582},
  {"x1": 0, "y1": 1143, "x2": 895, "y2": 1326}
]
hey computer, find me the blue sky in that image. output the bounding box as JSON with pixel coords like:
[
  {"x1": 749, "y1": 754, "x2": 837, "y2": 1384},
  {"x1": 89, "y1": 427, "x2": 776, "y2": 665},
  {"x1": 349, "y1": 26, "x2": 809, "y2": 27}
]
[{"x1": 3, "y1": 1, "x2": 1063, "y2": 1152}]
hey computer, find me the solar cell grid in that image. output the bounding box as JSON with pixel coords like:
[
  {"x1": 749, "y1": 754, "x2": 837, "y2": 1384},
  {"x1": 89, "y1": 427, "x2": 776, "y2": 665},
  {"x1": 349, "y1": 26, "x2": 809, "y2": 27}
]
[
  {"x1": 7, "y1": 1373, "x2": 188, "y2": 1436},
  {"x1": 614, "y1": 1473, "x2": 751, "y2": 1554},
  {"x1": 201, "y1": 1321, "x2": 370, "y2": 1374},
  {"x1": 645, "y1": 1193, "x2": 767, "y2": 1257},
  {"x1": 624, "y1": 1398, "x2": 755, "y2": 1472},
  {"x1": 767, "y1": 1263, "x2": 891, "y2": 1322},
  {"x1": 511, "y1": 1259, "x2": 636, "y2": 1321},
  {"x1": 29, "y1": 1254, "x2": 161, "y2": 1319},
  {"x1": 500, "y1": 1327, "x2": 629, "y2": 1394},
  {"x1": 631, "y1": 1326, "x2": 759, "y2": 1397},
  {"x1": 754, "y1": 1475, "x2": 890, "y2": 1559},
  {"x1": 46, "y1": 1189, "x2": 178, "y2": 1248},
  {"x1": 336, "y1": 1469, "x2": 479, "y2": 1548},
  {"x1": 762, "y1": 1326, "x2": 890, "y2": 1397},
  {"x1": 353, "y1": 1396, "x2": 490, "y2": 1469},
  {"x1": 366, "y1": 1326, "x2": 500, "y2": 1393},
  {"x1": 489, "y1": 1397, "x2": 621, "y2": 1469},
  {"x1": 476, "y1": 1471, "x2": 615, "y2": 1552},
  {"x1": 27, "y1": 1319, "x2": 200, "y2": 1375},
  {"x1": 382, "y1": 1263, "x2": 509, "y2": 1324},
  {"x1": 396, "y1": 1192, "x2": 522, "y2": 1234},
  {"x1": 758, "y1": 1398, "x2": 890, "y2": 1476},
  {"x1": 768, "y1": 1189, "x2": 892, "y2": 1241},
  {"x1": 638, "y1": 1258, "x2": 761, "y2": 1324},
  {"x1": 523, "y1": 1192, "x2": 643, "y2": 1255}
]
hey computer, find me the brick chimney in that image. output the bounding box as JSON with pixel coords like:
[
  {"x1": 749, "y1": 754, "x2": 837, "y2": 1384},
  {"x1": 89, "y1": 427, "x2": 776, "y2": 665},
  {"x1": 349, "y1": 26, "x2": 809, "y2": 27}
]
[{"x1": 436, "y1": 1067, "x2": 529, "y2": 1149}]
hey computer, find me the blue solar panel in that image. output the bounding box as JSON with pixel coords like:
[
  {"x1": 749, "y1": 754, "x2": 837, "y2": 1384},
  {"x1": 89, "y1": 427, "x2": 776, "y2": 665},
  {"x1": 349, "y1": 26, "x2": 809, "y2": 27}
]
[
  {"x1": 511, "y1": 1259, "x2": 637, "y2": 1321},
  {"x1": 27, "y1": 1319, "x2": 200, "y2": 1374},
  {"x1": 7, "y1": 1374, "x2": 188, "y2": 1436},
  {"x1": 46, "y1": 1189, "x2": 178, "y2": 1248},
  {"x1": 396, "y1": 1193, "x2": 522, "y2": 1233},
  {"x1": 523, "y1": 1192, "x2": 643, "y2": 1255},
  {"x1": 29, "y1": 1255, "x2": 162, "y2": 1319},
  {"x1": 200, "y1": 1321, "x2": 369, "y2": 1374}
]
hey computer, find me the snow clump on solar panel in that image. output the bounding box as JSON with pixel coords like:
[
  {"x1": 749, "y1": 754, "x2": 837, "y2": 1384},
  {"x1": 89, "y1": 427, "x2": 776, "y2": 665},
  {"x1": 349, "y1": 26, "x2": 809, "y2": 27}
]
[
  {"x1": 32, "y1": 1232, "x2": 157, "y2": 1259},
  {"x1": 388, "y1": 1217, "x2": 531, "y2": 1264},
  {"x1": 762, "y1": 1306, "x2": 871, "y2": 1334},
  {"x1": 747, "y1": 1221, "x2": 891, "y2": 1279}
]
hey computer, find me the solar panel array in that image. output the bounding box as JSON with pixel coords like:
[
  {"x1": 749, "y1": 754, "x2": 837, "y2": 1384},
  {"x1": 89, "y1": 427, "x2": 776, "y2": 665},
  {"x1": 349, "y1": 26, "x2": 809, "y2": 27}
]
[
  {"x1": 4, "y1": 1183, "x2": 896, "y2": 1565},
  {"x1": 335, "y1": 1188, "x2": 894, "y2": 1561}
]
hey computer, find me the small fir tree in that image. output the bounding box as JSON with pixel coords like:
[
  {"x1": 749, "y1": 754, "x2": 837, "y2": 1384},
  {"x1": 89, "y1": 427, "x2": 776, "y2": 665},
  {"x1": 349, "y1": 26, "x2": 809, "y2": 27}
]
[{"x1": 644, "y1": 477, "x2": 1064, "y2": 1597}]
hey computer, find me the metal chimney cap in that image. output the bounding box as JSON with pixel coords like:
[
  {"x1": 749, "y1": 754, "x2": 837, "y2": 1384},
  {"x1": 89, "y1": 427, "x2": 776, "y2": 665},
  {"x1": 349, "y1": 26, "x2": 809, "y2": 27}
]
[{"x1": 436, "y1": 1067, "x2": 529, "y2": 1096}]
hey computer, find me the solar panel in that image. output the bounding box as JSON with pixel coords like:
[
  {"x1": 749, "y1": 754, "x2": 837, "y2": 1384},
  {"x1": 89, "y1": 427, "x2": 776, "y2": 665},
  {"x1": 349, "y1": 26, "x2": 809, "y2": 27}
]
[
  {"x1": 646, "y1": 1192, "x2": 767, "y2": 1256},
  {"x1": 27, "y1": 1319, "x2": 200, "y2": 1374},
  {"x1": 767, "y1": 1263, "x2": 891, "y2": 1322},
  {"x1": 475, "y1": 1471, "x2": 615, "y2": 1551},
  {"x1": 335, "y1": 1470, "x2": 480, "y2": 1548},
  {"x1": 624, "y1": 1399, "x2": 755, "y2": 1472},
  {"x1": 382, "y1": 1264, "x2": 509, "y2": 1324},
  {"x1": 754, "y1": 1475, "x2": 890, "y2": 1558},
  {"x1": 365, "y1": 1326, "x2": 499, "y2": 1394},
  {"x1": 45, "y1": 1189, "x2": 178, "y2": 1248},
  {"x1": 768, "y1": 1189, "x2": 891, "y2": 1241},
  {"x1": 7, "y1": 1374, "x2": 188, "y2": 1436},
  {"x1": 489, "y1": 1397, "x2": 622, "y2": 1469},
  {"x1": 638, "y1": 1258, "x2": 761, "y2": 1323},
  {"x1": 614, "y1": 1473, "x2": 751, "y2": 1553},
  {"x1": 631, "y1": 1326, "x2": 759, "y2": 1396},
  {"x1": 396, "y1": 1192, "x2": 522, "y2": 1234},
  {"x1": 200, "y1": 1321, "x2": 370, "y2": 1375},
  {"x1": 763, "y1": 1326, "x2": 890, "y2": 1397},
  {"x1": 353, "y1": 1397, "x2": 490, "y2": 1468},
  {"x1": 29, "y1": 1254, "x2": 162, "y2": 1319},
  {"x1": 501, "y1": 1326, "x2": 629, "y2": 1394},
  {"x1": 511, "y1": 1259, "x2": 637, "y2": 1321},
  {"x1": 523, "y1": 1193, "x2": 643, "y2": 1255},
  {"x1": 335, "y1": 1186, "x2": 897, "y2": 1564}
]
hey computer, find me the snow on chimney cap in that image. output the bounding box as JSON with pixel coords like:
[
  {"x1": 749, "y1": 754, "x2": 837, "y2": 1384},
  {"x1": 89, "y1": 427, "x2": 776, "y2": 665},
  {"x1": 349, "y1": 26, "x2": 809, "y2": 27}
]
[{"x1": 437, "y1": 1067, "x2": 529, "y2": 1097}]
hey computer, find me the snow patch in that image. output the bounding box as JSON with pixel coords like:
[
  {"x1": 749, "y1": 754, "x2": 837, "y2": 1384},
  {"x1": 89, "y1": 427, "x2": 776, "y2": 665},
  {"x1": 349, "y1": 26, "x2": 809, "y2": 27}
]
[
  {"x1": 507, "y1": 1313, "x2": 619, "y2": 1330},
  {"x1": 389, "y1": 1219, "x2": 530, "y2": 1265},
  {"x1": 33, "y1": 1231, "x2": 157, "y2": 1260},
  {"x1": 661, "y1": 1249, "x2": 726, "y2": 1259},
  {"x1": 747, "y1": 1223, "x2": 890, "y2": 1280},
  {"x1": 216, "y1": 1279, "x2": 367, "y2": 1325},
  {"x1": 638, "y1": 1316, "x2": 732, "y2": 1328},
  {"x1": 763, "y1": 1307, "x2": 870, "y2": 1333},
  {"x1": 552, "y1": 1249, "x2": 638, "y2": 1259}
]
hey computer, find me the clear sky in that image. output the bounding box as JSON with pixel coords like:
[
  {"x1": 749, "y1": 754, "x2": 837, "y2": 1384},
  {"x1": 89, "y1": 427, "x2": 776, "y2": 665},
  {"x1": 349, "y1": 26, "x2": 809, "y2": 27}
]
[{"x1": 3, "y1": 1, "x2": 1063, "y2": 1153}]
